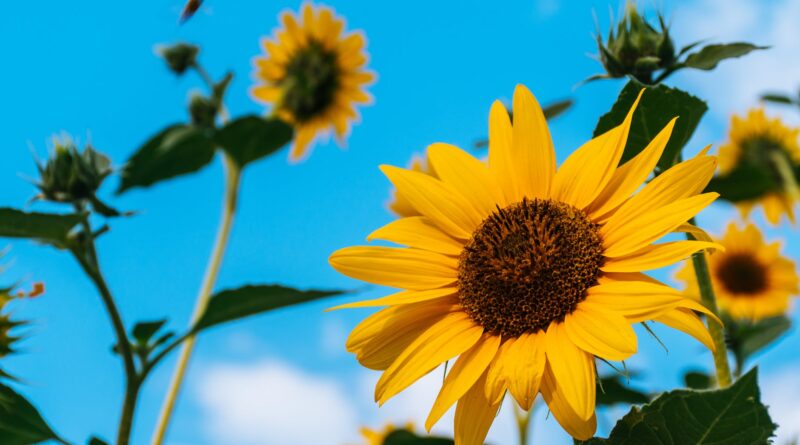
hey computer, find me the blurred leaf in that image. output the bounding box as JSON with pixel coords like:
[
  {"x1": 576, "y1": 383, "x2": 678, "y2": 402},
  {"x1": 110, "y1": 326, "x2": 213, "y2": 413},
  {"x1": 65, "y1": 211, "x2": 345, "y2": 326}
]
[
  {"x1": 705, "y1": 164, "x2": 779, "y2": 202},
  {"x1": 596, "y1": 375, "x2": 650, "y2": 406},
  {"x1": 88, "y1": 437, "x2": 109, "y2": 445},
  {"x1": 594, "y1": 80, "x2": 707, "y2": 170},
  {"x1": 683, "y1": 370, "x2": 713, "y2": 390},
  {"x1": 194, "y1": 285, "x2": 343, "y2": 332},
  {"x1": 132, "y1": 319, "x2": 168, "y2": 344},
  {"x1": 117, "y1": 125, "x2": 216, "y2": 194},
  {"x1": 0, "y1": 383, "x2": 65, "y2": 445},
  {"x1": 683, "y1": 43, "x2": 767, "y2": 71},
  {"x1": 383, "y1": 429, "x2": 455, "y2": 445},
  {"x1": 214, "y1": 116, "x2": 293, "y2": 168},
  {"x1": 727, "y1": 316, "x2": 791, "y2": 366},
  {"x1": 0, "y1": 208, "x2": 82, "y2": 249},
  {"x1": 577, "y1": 368, "x2": 776, "y2": 445},
  {"x1": 760, "y1": 93, "x2": 795, "y2": 105},
  {"x1": 542, "y1": 99, "x2": 574, "y2": 120}
]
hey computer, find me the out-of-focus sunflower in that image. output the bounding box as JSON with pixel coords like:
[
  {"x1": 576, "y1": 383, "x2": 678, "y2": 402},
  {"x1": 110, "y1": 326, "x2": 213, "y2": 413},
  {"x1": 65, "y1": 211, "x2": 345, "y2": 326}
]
[
  {"x1": 356, "y1": 422, "x2": 414, "y2": 445},
  {"x1": 718, "y1": 108, "x2": 800, "y2": 225},
  {"x1": 330, "y1": 85, "x2": 721, "y2": 442},
  {"x1": 677, "y1": 223, "x2": 798, "y2": 321},
  {"x1": 251, "y1": 3, "x2": 374, "y2": 162},
  {"x1": 388, "y1": 154, "x2": 437, "y2": 218}
]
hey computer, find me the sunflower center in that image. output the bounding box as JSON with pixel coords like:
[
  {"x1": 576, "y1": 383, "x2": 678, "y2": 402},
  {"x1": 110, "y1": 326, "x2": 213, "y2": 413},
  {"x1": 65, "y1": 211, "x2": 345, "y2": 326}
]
[
  {"x1": 281, "y1": 40, "x2": 340, "y2": 122},
  {"x1": 457, "y1": 198, "x2": 605, "y2": 337},
  {"x1": 716, "y1": 253, "x2": 768, "y2": 295}
]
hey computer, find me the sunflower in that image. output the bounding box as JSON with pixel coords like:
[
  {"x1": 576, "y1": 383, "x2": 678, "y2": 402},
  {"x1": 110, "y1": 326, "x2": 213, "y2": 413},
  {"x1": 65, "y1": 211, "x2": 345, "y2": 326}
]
[
  {"x1": 356, "y1": 422, "x2": 414, "y2": 445},
  {"x1": 677, "y1": 223, "x2": 798, "y2": 321},
  {"x1": 329, "y1": 85, "x2": 722, "y2": 442},
  {"x1": 718, "y1": 108, "x2": 800, "y2": 225},
  {"x1": 252, "y1": 3, "x2": 374, "y2": 161},
  {"x1": 388, "y1": 153, "x2": 437, "y2": 218}
]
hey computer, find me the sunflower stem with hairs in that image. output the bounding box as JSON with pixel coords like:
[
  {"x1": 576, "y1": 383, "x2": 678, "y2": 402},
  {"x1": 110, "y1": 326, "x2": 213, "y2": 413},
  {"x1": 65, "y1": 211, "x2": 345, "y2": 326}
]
[{"x1": 514, "y1": 402, "x2": 532, "y2": 445}]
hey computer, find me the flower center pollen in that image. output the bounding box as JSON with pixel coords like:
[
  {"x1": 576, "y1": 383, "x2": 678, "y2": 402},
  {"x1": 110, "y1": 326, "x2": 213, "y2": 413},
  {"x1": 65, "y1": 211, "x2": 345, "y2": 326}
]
[
  {"x1": 281, "y1": 41, "x2": 340, "y2": 122},
  {"x1": 716, "y1": 253, "x2": 768, "y2": 295},
  {"x1": 457, "y1": 198, "x2": 605, "y2": 337}
]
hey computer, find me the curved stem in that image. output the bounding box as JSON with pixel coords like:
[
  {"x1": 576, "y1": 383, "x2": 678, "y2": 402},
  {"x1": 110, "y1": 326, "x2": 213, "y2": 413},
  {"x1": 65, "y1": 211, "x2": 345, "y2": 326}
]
[
  {"x1": 151, "y1": 154, "x2": 241, "y2": 445},
  {"x1": 513, "y1": 403, "x2": 532, "y2": 445},
  {"x1": 686, "y1": 218, "x2": 732, "y2": 388},
  {"x1": 770, "y1": 150, "x2": 800, "y2": 207}
]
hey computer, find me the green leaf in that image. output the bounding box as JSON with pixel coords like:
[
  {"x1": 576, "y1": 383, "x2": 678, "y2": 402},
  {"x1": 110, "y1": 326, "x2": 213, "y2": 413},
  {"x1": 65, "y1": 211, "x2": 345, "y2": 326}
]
[
  {"x1": 194, "y1": 285, "x2": 343, "y2": 332},
  {"x1": 132, "y1": 319, "x2": 168, "y2": 344},
  {"x1": 214, "y1": 116, "x2": 293, "y2": 168},
  {"x1": 0, "y1": 208, "x2": 82, "y2": 249},
  {"x1": 760, "y1": 93, "x2": 795, "y2": 105},
  {"x1": 117, "y1": 125, "x2": 216, "y2": 194},
  {"x1": 382, "y1": 429, "x2": 455, "y2": 445},
  {"x1": 88, "y1": 437, "x2": 109, "y2": 445},
  {"x1": 683, "y1": 370, "x2": 713, "y2": 390},
  {"x1": 594, "y1": 80, "x2": 707, "y2": 170},
  {"x1": 705, "y1": 164, "x2": 779, "y2": 202},
  {"x1": 727, "y1": 316, "x2": 791, "y2": 366},
  {"x1": 542, "y1": 99, "x2": 574, "y2": 120},
  {"x1": 683, "y1": 43, "x2": 767, "y2": 71},
  {"x1": 577, "y1": 368, "x2": 776, "y2": 445},
  {"x1": 0, "y1": 383, "x2": 65, "y2": 445},
  {"x1": 597, "y1": 375, "x2": 650, "y2": 406}
]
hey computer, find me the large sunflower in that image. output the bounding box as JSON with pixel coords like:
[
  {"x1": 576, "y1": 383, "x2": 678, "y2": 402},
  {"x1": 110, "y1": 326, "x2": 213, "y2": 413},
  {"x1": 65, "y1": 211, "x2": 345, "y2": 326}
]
[
  {"x1": 330, "y1": 85, "x2": 720, "y2": 442},
  {"x1": 252, "y1": 3, "x2": 374, "y2": 161},
  {"x1": 388, "y1": 153, "x2": 436, "y2": 218},
  {"x1": 718, "y1": 108, "x2": 800, "y2": 225},
  {"x1": 677, "y1": 223, "x2": 798, "y2": 321}
]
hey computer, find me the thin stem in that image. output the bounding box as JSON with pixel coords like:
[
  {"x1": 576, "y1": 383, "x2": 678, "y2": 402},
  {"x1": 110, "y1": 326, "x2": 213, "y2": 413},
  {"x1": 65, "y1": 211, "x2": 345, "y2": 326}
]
[
  {"x1": 151, "y1": 155, "x2": 241, "y2": 445},
  {"x1": 513, "y1": 403, "x2": 532, "y2": 445},
  {"x1": 770, "y1": 150, "x2": 800, "y2": 207},
  {"x1": 686, "y1": 218, "x2": 732, "y2": 388}
]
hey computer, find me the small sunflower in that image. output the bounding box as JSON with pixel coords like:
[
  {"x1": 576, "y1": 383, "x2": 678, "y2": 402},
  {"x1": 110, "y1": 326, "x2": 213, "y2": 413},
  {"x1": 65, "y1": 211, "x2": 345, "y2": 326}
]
[
  {"x1": 356, "y1": 422, "x2": 414, "y2": 445},
  {"x1": 330, "y1": 85, "x2": 721, "y2": 442},
  {"x1": 718, "y1": 108, "x2": 800, "y2": 225},
  {"x1": 252, "y1": 3, "x2": 374, "y2": 161},
  {"x1": 677, "y1": 223, "x2": 799, "y2": 321}
]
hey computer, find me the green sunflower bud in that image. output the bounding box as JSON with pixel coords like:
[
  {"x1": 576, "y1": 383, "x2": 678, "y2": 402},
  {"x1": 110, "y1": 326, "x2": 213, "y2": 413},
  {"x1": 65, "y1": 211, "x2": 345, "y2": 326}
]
[
  {"x1": 158, "y1": 42, "x2": 199, "y2": 75},
  {"x1": 36, "y1": 137, "x2": 112, "y2": 205}
]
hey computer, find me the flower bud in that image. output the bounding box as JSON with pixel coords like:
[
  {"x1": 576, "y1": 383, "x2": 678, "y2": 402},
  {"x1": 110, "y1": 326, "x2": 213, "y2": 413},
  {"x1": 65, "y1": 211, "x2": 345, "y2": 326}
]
[
  {"x1": 36, "y1": 137, "x2": 112, "y2": 204},
  {"x1": 158, "y1": 42, "x2": 199, "y2": 75},
  {"x1": 188, "y1": 93, "x2": 218, "y2": 128}
]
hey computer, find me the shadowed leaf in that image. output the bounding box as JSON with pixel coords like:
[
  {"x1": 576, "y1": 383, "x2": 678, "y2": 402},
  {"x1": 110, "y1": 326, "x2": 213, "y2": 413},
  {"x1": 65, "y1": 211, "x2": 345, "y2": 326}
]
[
  {"x1": 597, "y1": 375, "x2": 650, "y2": 406},
  {"x1": 0, "y1": 208, "x2": 82, "y2": 249},
  {"x1": 683, "y1": 43, "x2": 767, "y2": 71},
  {"x1": 705, "y1": 164, "x2": 779, "y2": 202},
  {"x1": 683, "y1": 371, "x2": 713, "y2": 390},
  {"x1": 726, "y1": 316, "x2": 791, "y2": 366},
  {"x1": 214, "y1": 116, "x2": 293, "y2": 168},
  {"x1": 0, "y1": 383, "x2": 64, "y2": 445},
  {"x1": 382, "y1": 429, "x2": 455, "y2": 445}
]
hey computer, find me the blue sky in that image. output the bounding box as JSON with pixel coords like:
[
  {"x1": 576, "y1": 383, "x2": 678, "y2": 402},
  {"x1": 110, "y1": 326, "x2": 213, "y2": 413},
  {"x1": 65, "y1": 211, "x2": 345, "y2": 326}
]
[{"x1": 2, "y1": 0, "x2": 800, "y2": 444}]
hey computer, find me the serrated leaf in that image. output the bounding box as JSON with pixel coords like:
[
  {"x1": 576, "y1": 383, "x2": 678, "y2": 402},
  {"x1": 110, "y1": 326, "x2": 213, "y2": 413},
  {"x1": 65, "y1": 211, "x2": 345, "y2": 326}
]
[
  {"x1": 577, "y1": 368, "x2": 776, "y2": 445},
  {"x1": 0, "y1": 208, "x2": 82, "y2": 249},
  {"x1": 683, "y1": 43, "x2": 767, "y2": 71},
  {"x1": 597, "y1": 375, "x2": 650, "y2": 406},
  {"x1": 132, "y1": 319, "x2": 168, "y2": 344},
  {"x1": 383, "y1": 429, "x2": 455, "y2": 445},
  {"x1": 117, "y1": 124, "x2": 216, "y2": 194},
  {"x1": 193, "y1": 285, "x2": 342, "y2": 332},
  {"x1": 214, "y1": 116, "x2": 293, "y2": 168},
  {"x1": 0, "y1": 383, "x2": 64, "y2": 445},
  {"x1": 683, "y1": 371, "x2": 713, "y2": 390},
  {"x1": 594, "y1": 80, "x2": 707, "y2": 170},
  {"x1": 727, "y1": 316, "x2": 791, "y2": 366},
  {"x1": 705, "y1": 163, "x2": 780, "y2": 202}
]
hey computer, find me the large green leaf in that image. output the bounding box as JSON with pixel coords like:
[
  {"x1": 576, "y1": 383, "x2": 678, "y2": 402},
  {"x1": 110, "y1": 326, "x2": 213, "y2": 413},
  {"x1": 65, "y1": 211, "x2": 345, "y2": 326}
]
[
  {"x1": 194, "y1": 285, "x2": 342, "y2": 332},
  {"x1": 594, "y1": 81, "x2": 707, "y2": 170},
  {"x1": 117, "y1": 124, "x2": 216, "y2": 194},
  {"x1": 0, "y1": 383, "x2": 65, "y2": 445},
  {"x1": 214, "y1": 116, "x2": 293, "y2": 168},
  {"x1": 683, "y1": 371, "x2": 713, "y2": 390},
  {"x1": 0, "y1": 208, "x2": 82, "y2": 249},
  {"x1": 382, "y1": 430, "x2": 454, "y2": 445},
  {"x1": 683, "y1": 43, "x2": 767, "y2": 71},
  {"x1": 705, "y1": 164, "x2": 779, "y2": 202},
  {"x1": 578, "y1": 368, "x2": 775, "y2": 445},
  {"x1": 597, "y1": 375, "x2": 650, "y2": 407},
  {"x1": 727, "y1": 316, "x2": 791, "y2": 366}
]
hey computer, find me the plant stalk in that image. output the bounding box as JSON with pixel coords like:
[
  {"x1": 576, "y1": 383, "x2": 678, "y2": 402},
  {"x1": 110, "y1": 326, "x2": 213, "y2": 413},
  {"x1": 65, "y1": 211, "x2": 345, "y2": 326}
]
[
  {"x1": 770, "y1": 150, "x2": 800, "y2": 210},
  {"x1": 151, "y1": 154, "x2": 241, "y2": 445},
  {"x1": 514, "y1": 403, "x2": 532, "y2": 445}
]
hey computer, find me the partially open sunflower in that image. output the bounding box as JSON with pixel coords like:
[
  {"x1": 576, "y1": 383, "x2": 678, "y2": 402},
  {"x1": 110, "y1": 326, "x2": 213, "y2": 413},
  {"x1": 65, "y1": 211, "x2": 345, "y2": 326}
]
[
  {"x1": 678, "y1": 222, "x2": 798, "y2": 321},
  {"x1": 330, "y1": 85, "x2": 721, "y2": 442},
  {"x1": 252, "y1": 3, "x2": 374, "y2": 161}
]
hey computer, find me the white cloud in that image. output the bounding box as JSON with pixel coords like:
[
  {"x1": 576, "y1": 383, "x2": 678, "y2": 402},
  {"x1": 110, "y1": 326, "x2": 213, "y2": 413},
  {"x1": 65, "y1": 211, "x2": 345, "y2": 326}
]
[
  {"x1": 761, "y1": 365, "x2": 800, "y2": 442},
  {"x1": 196, "y1": 360, "x2": 358, "y2": 445}
]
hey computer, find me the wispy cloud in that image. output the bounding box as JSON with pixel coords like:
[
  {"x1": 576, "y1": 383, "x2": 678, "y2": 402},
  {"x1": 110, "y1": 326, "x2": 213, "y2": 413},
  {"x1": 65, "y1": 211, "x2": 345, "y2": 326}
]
[{"x1": 762, "y1": 364, "x2": 800, "y2": 442}]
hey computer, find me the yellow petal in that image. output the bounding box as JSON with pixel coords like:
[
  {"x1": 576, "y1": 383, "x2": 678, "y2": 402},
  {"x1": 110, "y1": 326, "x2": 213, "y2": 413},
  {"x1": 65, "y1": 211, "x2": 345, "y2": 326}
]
[
  {"x1": 602, "y1": 193, "x2": 719, "y2": 257},
  {"x1": 674, "y1": 223, "x2": 714, "y2": 243},
  {"x1": 541, "y1": 365, "x2": 597, "y2": 440},
  {"x1": 552, "y1": 89, "x2": 643, "y2": 209},
  {"x1": 654, "y1": 308, "x2": 716, "y2": 351},
  {"x1": 545, "y1": 322, "x2": 596, "y2": 421},
  {"x1": 511, "y1": 85, "x2": 556, "y2": 199},
  {"x1": 603, "y1": 240, "x2": 721, "y2": 271},
  {"x1": 380, "y1": 165, "x2": 482, "y2": 239},
  {"x1": 426, "y1": 334, "x2": 500, "y2": 431},
  {"x1": 582, "y1": 280, "x2": 689, "y2": 322},
  {"x1": 329, "y1": 246, "x2": 457, "y2": 290},
  {"x1": 376, "y1": 312, "x2": 483, "y2": 404},
  {"x1": 564, "y1": 305, "x2": 637, "y2": 361},
  {"x1": 329, "y1": 287, "x2": 457, "y2": 310},
  {"x1": 484, "y1": 338, "x2": 516, "y2": 405},
  {"x1": 454, "y1": 371, "x2": 501, "y2": 445},
  {"x1": 427, "y1": 142, "x2": 502, "y2": 218},
  {"x1": 506, "y1": 331, "x2": 546, "y2": 410},
  {"x1": 368, "y1": 216, "x2": 464, "y2": 256},
  {"x1": 487, "y1": 100, "x2": 517, "y2": 205}
]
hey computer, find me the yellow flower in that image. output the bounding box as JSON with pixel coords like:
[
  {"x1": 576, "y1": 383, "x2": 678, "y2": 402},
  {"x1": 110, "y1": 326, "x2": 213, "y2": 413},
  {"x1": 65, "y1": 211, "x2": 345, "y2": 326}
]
[
  {"x1": 251, "y1": 3, "x2": 374, "y2": 162},
  {"x1": 329, "y1": 85, "x2": 721, "y2": 442},
  {"x1": 356, "y1": 422, "x2": 414, "y2": 445},
  {"x1": 388, "y1": 153, "x2": 437, "y2": 218},
  {"x1": 677, "y1": 223, "x2": 799, "y2": 321},
  {"x1": 718, "y1": 108, "x2": 800, "y2": 225}
]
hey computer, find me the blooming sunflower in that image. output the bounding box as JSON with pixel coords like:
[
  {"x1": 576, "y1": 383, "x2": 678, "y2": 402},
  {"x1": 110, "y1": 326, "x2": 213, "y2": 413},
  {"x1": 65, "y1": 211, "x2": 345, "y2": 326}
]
[
  {"x1": 677, "y1": 223, "x2": 799, "y2": 321},
  {"x1": 388, "y1": 153, "x2": 437, "y2": 218},
  {"x1": 252, "y1": 3, "x2": 374, "y2": 161},
  {"x1": 329, "y1": 85, "x2": 721, "y2": 442},
  {"x1": 718, "y1": 108, "x2": 800, "y2": 225}
]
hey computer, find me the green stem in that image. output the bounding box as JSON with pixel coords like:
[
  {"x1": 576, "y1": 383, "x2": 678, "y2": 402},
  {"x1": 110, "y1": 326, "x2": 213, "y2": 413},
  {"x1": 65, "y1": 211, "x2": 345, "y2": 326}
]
[
  {"x1": 513, "y1": 403, "x2": 532, "y2": 445},
  {"x1": 151, "y1": 155, "x2": 241, "y2": 445},
  {"x1": 770, "y1": 150, "x2": 800, "y2": 207},
  {"x1": 686, "y1": 218, "x2": 732, "y2": 388}
]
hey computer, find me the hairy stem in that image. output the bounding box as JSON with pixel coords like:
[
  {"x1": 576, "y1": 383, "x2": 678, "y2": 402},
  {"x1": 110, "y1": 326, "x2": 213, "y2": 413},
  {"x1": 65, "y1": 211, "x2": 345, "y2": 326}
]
[
  {"x1": 514, "y1": 403, "x2": 532, "y2": 445},
  {"x1": 151, "y1": 155, "x2": 241, "y2": 445}
]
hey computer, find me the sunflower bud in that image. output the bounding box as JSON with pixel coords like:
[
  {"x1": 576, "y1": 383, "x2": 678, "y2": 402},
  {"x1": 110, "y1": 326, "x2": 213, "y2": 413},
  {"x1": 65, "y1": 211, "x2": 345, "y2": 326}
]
[
  {"x1": 158, "y1": 42, "x2": 199, "y2": 75},
  {"x1": 0, "y1": 282, "x2": 38, "y2": 380},
  {"x1": 36, "y1": 137, "x2": 112, "y2": 205},
  {"x1": 598, "y1": 3, "x2": 676, "y2": 84}
]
